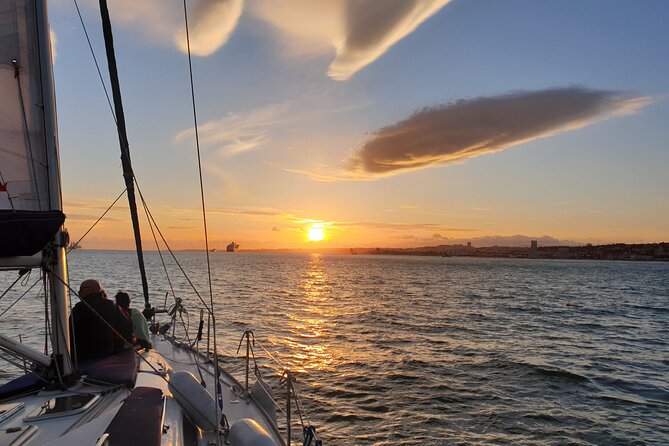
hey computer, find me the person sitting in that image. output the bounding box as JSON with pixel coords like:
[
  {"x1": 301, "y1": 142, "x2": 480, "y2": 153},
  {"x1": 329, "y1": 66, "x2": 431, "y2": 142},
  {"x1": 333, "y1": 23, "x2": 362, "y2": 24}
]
[
  {"x1": 115, "y1": 291, "x2": 152, "y2": 350},
  {"x1": 70, "y1": 279, "x2": 130, "y2": 361}
]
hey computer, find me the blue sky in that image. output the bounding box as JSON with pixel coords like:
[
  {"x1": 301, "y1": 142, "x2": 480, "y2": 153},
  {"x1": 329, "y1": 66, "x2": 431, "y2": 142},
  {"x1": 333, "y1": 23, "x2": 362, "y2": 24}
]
[{"x1": 48, "y1": 0, "x2": 669, "y2": 249}]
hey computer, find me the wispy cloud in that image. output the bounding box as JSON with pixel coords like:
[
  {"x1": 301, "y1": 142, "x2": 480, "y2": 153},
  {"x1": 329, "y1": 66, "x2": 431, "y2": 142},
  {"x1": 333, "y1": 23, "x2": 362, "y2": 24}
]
[
  {"x1": 347, "y1": 87, "x2": 652, "y2": 177},
  {"x1": 175, "y1": 103, "x2": 289, "y2": 156},
  {"x1": 84, "y1": 0, "x2": 243, "y2": 57},
  {"x1": 336, "y1": 220, "x2": 473, "y2": 232},
  {"x1": 252, "y1": 0, "x2": 450, "y2": 80}
]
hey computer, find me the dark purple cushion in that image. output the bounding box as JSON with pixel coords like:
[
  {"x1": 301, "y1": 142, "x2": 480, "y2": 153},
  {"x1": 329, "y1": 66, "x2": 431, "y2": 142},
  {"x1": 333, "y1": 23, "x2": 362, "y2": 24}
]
[
  {"x1": 105, "y1": 387, "x2": 164, "y2": 446},
  {"x1": 78, "y1": 348, "x2": 138, "y2": 387},
  {"x1": 0, "y1": 373, "x2": 45, "y2": 400}
]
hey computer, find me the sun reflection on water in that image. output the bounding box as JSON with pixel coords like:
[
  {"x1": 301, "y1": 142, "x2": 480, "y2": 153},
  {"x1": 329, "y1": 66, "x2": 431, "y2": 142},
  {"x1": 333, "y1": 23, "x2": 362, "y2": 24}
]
[{"x1": 277, "y1": 254, "x2": 345, "y2": 373}]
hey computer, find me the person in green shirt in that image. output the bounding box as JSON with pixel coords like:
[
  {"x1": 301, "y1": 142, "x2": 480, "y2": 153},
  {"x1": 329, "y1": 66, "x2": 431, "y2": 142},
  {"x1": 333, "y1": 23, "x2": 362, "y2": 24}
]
[{"x1": 114, "y1": 291, "x2": 152, "y2": 350}]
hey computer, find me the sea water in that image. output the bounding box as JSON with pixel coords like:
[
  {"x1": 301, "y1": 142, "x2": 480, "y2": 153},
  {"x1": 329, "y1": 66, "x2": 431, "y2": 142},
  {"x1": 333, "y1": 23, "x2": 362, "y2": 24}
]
[{"x1": 1, "y1": 251, "x2": 667, "y2": 445}]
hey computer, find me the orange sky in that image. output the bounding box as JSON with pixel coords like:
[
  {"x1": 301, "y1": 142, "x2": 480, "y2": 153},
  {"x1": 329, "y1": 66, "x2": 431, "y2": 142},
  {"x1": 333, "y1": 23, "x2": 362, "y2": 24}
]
[{"x1": 51, "y1": 1, "x2": 669, "y2": 250}]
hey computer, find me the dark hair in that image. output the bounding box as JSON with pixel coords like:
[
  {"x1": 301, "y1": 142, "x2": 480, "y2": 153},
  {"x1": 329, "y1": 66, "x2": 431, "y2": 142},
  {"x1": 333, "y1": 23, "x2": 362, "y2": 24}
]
[{"x1": 115, "y1": 291, "x2": 130, "y2": 310}]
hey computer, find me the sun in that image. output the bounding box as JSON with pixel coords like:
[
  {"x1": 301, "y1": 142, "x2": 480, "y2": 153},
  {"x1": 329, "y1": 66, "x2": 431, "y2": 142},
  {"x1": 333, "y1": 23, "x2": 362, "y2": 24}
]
[{"x1": 307, "y1": 225, "x2": 325, "y2": 242}]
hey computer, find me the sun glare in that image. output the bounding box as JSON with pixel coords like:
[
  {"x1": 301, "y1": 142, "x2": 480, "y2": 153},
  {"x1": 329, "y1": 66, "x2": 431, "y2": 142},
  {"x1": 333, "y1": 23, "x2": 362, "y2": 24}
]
[{"x1": 307, "y1": 225, "x2": 325, "y2": 242}]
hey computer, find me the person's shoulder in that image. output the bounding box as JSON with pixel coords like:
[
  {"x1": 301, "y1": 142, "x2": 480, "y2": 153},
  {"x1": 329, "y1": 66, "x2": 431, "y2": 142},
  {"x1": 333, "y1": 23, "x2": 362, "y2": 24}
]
[{"x1": 130, "y1": 308, "x2": 146, "y2": 319}]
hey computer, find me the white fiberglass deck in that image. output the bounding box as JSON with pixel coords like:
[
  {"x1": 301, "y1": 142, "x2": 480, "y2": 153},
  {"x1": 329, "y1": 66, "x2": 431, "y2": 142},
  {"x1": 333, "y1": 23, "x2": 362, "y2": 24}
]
[{"x1": 0, "y1": 334, "x2": 283, "y2": 446}]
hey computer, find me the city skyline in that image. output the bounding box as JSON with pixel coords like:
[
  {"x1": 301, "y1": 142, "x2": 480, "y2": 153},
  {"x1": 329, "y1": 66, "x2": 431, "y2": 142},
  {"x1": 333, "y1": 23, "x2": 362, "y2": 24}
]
[{"x1": 49, "y1": 0, "x2": 669, "y2": 250}]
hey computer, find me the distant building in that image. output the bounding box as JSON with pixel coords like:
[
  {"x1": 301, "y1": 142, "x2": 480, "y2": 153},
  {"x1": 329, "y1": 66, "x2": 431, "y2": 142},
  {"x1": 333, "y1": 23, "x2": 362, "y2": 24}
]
[
  {"x1": 530, "y1": 240, "x2": 538, "y2": 258},
  {"x1": 226, "y1": 242, "x2": 239, "y2": 252},
  {"x1": 467, "y1": 242, "x2": 472, "y2": 248}
]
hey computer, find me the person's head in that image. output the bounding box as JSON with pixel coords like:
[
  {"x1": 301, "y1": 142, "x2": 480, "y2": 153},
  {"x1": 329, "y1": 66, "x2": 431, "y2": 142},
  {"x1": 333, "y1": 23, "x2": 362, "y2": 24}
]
[
  {"x1": 115, "y1": 291, "x2": 130, "y2": 310},
  {"x1": 79, "y1": 279, "x2": 101, "y2": 298}
]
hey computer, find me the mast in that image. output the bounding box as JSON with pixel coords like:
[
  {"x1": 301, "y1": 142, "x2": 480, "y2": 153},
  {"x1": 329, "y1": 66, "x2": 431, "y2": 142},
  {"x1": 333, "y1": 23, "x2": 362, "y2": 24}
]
[
  {"x1": 98, "y1": 0, "x2": 150, "y2": 308},
  {"x1": 36, "y1": 0, "x2": 73, "y2": 376}
]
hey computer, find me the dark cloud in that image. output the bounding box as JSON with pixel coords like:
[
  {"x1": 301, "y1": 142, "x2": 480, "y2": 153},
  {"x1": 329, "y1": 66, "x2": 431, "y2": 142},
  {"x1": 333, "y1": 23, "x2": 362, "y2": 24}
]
[{"x1": 347, "y1": 87, "x2": 650, "y2": 176}]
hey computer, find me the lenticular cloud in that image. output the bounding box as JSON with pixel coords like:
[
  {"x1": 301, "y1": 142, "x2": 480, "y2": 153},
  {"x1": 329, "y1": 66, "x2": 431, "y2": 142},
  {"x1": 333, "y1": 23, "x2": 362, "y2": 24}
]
[
  {"x1": 252, "y1": 0, "x2": 451, "y2": 80},
  {"x1": 347, "y1": 87, "x2": 651, "y2": 176}
]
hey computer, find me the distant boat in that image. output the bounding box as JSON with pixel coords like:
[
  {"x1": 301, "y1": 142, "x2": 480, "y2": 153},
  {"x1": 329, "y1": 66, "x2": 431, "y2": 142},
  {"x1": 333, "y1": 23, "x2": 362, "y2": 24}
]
[
  {"x1": 227, "y1": 241, "x2": 239, "y2": 252},
  {"x1": 69, "y1": 241, "x2": 82, "y2": 250}
]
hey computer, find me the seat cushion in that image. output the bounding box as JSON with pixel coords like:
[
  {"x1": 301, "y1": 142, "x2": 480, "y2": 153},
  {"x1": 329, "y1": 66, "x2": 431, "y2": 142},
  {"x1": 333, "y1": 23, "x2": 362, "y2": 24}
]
[
  {"x1": 0, "y1": 373, "x2": 45, "y2": 401},
  {"x1": 104, "y1": 387, "x2": 164, "y2": 446},
  {"x1": 78, "y1": 348, "x2": 139, "y2": 387}
]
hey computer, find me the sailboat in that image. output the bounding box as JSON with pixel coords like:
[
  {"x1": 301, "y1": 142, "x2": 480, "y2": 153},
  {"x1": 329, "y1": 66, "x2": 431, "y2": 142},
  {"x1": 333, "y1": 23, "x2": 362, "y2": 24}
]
[{"x1": 0, "y1": 1, "x2": 320, "y2": 445}]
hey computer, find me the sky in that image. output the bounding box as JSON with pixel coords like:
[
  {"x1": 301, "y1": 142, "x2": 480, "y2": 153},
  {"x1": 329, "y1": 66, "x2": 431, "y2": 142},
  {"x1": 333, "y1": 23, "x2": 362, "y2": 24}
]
[{"x1": 47, "y1": 0, "x2": 669, "y2": 250}]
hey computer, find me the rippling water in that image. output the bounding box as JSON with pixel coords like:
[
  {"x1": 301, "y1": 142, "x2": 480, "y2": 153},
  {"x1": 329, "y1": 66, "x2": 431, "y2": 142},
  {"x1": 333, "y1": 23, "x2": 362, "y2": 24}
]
[{"x1": 1, "y1": 251, "x2": 668, "y2": 445}]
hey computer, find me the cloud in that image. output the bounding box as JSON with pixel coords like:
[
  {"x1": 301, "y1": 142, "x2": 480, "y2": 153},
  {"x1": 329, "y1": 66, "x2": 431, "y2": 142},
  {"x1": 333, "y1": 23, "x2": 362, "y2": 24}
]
[
  {"x1": 347, "y1": 87, "x2": 652, "y2": 177},
  {"x1": 86, "y1": 0, "x2": 242, "y2": 57},
  {"x1": 175, "y1": 103, "x2": 289, "y2": 156},
  {"x1": 336, "y1": 220, "x2": 473, "y2": 232},
  {"x1": 252, "y1": 0, "x2": 450, "y2": 80},
  {"x1": 272, "y1": 226, "x2": 281, "y2": 232},
  {"x1": 175, "y1": 0, "x2": 244, "y2": 56}
]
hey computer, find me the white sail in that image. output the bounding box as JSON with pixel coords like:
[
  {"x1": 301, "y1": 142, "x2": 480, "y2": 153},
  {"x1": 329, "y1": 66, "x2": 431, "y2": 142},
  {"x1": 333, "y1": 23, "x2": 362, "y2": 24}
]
[
  {"x1": 0, "y1": 0, "x2": 50, "y2": 211},
  {"x1": 0, "y1": 0, "x2": 63, "y2": 257}
]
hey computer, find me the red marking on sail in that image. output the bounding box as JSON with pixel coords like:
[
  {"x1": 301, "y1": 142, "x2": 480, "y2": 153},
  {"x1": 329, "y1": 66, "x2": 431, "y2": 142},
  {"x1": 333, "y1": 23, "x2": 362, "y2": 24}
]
[{"x1": 0, "y1": 182, "x2": 7, "y2": 192}]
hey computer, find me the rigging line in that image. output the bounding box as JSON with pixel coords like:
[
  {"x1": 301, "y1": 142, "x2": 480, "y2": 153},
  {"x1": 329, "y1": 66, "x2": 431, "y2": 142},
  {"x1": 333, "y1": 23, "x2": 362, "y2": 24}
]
[
  {"x1": 182, "y1": 0, "x2": 222, "y2": 421},
  {"x1": 43, "y1": 271, "x2": 66, "y2": 387},
  {"x1": 72, "y1": 0, "x2": 117, "y2": 124},
  {"x1": 68, "y1": 187, "x2": 127, "y2": 253},
  {"x1": 138, "y1": 189, "x2": 177, "y2": 306},
  {"x1": 133, "y1": 180, "x2": 212, "y2": 314},
  {"x1": 0, "y1": 273, "x2": 28, "y2": 303},
  {"x1": 44, "y1": 284, "x2": 51, "y2": 355},
  {"x1": 175, "y1": 308, "x2": 207, "y2": 385},
  {"x1": 292, "y1": 382, "x2": 313, "y2": 430},
  {"x1": 0, "y1": 277, "x2": 42, "y2": 319},
  {"x1": 12, "y1": 59, "x2": 41, "y2": 210}
]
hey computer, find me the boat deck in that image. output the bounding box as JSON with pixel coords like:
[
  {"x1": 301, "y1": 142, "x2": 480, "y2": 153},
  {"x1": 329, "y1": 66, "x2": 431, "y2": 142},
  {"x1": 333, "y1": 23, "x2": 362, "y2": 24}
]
[{"x1": 0, "y1": 334, "x2": 283, "y2": 446}]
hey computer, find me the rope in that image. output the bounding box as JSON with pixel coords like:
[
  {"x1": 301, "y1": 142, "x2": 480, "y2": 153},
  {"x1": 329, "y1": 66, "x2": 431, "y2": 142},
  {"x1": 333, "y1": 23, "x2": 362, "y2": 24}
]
[
  {"x1": 72, "y1": 0, "x2": 117, "y2": 124},
  {"x1": 0, "y1": 271, "x2": 28, "y2": 303},
  {"x1": 134, "y1": 180, "x2": 212, "y2": 315},
  {"x1": 68, "y1": 187, "x2": 127, "y2": 253},
  {"x1": 12, "y1": 59, "x2": 40, "y2": 211},
  {"x1": 181, "y1": 4, "x2": 223, "y2": 434},
  {"x1": 180, "y1": 0, "x2": 222, "y2": 413},
  {"x1": 0, "y1": 276, "x2": 42, "y2": 318},
  {"x1": 137, "y1": 185, "x2": 177, "y2": 304}
]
